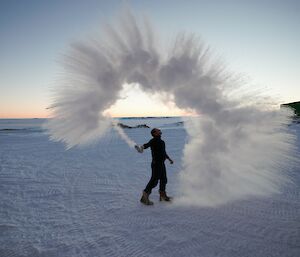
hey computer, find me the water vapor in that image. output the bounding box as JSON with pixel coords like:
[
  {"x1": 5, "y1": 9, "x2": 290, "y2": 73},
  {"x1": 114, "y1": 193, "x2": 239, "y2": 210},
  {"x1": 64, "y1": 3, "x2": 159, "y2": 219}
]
[
  {"x1": 45, "y1": 9, "x2": 297, "y2": 206},
  {"x1": 114, "y1": 123, "x2": 136, "y2": 148}
]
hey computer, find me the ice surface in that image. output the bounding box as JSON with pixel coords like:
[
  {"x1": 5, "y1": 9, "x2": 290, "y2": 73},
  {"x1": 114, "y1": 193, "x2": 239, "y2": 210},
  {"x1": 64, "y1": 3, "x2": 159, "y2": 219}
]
[{"x1": 0, "y1": 118, "x2": 299, "y2": 257}]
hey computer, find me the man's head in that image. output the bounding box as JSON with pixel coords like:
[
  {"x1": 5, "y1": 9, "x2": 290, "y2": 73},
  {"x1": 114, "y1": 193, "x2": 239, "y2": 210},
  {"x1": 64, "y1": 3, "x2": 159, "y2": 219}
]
[{"x1": 151, "y1": 128, "x2": 162, "y2": 138}]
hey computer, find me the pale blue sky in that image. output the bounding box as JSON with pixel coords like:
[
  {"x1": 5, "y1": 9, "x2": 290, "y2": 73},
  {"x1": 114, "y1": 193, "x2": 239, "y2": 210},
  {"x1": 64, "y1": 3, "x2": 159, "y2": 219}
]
[{"x1": 0, "y1": 0, "x2": 299, "y2": 117}]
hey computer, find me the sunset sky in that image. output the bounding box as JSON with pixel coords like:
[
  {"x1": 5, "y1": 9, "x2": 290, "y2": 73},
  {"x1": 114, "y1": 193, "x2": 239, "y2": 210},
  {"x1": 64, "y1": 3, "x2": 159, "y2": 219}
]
[{"x1": 1, "y1": 0, "x2": 299, "y2": 118}]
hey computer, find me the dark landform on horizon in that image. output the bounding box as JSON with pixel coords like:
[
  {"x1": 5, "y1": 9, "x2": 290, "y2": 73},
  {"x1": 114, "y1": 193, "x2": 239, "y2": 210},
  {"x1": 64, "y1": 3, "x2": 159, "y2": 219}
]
[{"x1": 281, "y1": 101, "x2": 300, "y2": 116}]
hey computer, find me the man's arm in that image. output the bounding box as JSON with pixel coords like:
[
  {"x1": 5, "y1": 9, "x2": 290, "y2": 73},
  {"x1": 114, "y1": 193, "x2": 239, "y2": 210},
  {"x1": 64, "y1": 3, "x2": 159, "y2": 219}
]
[
  {"x1": 135, "y1": 139, "x2": 152, "y2": 153},
  {"x1": 143, "y1": 140, "x2": 152, "y2": 149},
  {"x1": 163, "y1": 142, "x2": 174, "y2": 164},
  {"x1": 165, "y1": 153, "x2": 174, "y2": 164}
]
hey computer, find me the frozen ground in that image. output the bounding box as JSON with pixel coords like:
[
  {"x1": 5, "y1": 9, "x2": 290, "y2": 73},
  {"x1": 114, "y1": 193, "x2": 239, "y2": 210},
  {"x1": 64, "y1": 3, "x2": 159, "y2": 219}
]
[{"x1": 0, "y1": 118, "x2": 299, "y2": 257}]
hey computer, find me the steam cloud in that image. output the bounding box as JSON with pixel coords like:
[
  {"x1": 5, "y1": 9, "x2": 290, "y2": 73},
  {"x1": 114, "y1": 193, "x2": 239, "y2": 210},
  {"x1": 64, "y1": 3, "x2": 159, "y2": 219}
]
[
  {"x1": 114, "y1": 123, "x2": 136, "y2": 148},
  {"x1": 45, "y1": 9, "x2": 297, "y2": 206}
]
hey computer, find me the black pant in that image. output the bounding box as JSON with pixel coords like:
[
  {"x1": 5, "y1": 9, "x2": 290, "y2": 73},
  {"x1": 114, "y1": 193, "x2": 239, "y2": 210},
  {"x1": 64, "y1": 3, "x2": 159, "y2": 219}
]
[{"x1": 144, "y1": 161, "x2": 167, "y2": 194}]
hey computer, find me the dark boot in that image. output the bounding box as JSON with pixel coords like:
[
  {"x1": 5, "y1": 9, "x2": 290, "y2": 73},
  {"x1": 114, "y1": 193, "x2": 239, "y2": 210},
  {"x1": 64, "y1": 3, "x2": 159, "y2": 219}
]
[
  {"x1": 140, "y1": 191, "x2": 154, "y2": 205},
  {"x1": 159, "y1": 191, "x2": 172, "y2": 202}
]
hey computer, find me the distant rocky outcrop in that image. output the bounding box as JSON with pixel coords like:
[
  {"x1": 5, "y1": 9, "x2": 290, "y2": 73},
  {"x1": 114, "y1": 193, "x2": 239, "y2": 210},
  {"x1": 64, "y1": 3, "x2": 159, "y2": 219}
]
[
  {"x1": 117, "y1": 123, "x2": 150, "y2": 129},
  {"x1": 281, "y1": 101, "x2": 300, "y2": 116}
]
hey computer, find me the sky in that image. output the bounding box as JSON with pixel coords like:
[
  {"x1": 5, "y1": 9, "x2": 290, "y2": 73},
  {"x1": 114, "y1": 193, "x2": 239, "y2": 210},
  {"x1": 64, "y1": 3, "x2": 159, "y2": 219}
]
[{"x1": 0, "y1": 0, "x2": 299, "y2": 118}]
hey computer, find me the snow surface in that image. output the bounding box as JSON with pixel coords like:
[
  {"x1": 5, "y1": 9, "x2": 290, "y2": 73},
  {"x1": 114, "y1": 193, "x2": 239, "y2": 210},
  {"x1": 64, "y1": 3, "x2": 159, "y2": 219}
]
[{"x1": 0, "y1": 118, "x2": 299, "y2": 257}]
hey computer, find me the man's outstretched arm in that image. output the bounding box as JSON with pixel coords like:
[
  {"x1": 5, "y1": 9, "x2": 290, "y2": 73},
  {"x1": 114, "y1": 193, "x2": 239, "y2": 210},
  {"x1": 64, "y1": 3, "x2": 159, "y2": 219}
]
[{"x1": 135, "y1": 140, "x2": 152, "y2": 153}]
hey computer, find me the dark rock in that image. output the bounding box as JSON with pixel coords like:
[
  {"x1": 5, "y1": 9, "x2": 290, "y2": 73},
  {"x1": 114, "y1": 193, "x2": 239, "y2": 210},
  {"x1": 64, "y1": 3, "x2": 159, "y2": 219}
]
[{"x1": 116, "y1": 123, "x2": 150, "y2": 129}]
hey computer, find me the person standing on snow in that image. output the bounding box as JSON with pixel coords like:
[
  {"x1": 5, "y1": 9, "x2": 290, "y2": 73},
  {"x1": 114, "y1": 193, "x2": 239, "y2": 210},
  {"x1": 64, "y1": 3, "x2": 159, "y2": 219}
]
[{"x1": 135, "y1": 128, "x2": 174, "y2": 205}]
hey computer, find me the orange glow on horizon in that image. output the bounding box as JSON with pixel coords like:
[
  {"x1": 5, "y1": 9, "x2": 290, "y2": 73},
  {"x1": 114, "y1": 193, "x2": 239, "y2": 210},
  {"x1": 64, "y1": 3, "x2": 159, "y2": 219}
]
[
  {"x1": 0, "y1": 109, "x2": 196, "y2": 119},
  {"x1": 104, "y1": 108, "x2": 195, "y2": 118},
  {"x1": 0, "y1": 109, "x2": 48, "y2": 119},
  {"x1": 1, "y1": 83, "x2": 197, "y2": 118},
  {"x1": 0, "y1": 100, "x2": 49, "y2": 119},
  {"x1": 0, "y1": 114, "x2": 47, "y2": 119}
]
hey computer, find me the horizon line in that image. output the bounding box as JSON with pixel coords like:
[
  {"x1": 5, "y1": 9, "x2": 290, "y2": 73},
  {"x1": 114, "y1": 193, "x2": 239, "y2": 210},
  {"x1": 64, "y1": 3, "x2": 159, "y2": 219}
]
[{"x1": 0, "y1": 115, "x2": 195, "y2": 120}]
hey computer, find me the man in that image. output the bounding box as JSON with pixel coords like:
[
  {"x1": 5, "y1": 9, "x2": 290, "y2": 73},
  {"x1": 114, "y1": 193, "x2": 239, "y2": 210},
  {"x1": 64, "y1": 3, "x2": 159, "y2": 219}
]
[{"x1": 135, "y1": 128, "x2": 174, "y2": 205}]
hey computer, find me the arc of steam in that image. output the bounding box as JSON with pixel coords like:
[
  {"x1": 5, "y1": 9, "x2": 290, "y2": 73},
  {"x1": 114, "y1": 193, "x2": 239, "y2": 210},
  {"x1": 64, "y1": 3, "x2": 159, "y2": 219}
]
[{"x1": 45, "y1": 10, "x2": 297, "y2": 206}]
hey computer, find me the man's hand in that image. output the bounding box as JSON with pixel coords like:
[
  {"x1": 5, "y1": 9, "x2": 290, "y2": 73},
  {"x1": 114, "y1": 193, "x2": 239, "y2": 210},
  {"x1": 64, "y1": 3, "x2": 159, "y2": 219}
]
[
  {"x1": 169, "y1": 159, "x2": 174, "y2": 164},
  {"x1": 135, "y1": 145, "x2": 144, "y2": 153}
]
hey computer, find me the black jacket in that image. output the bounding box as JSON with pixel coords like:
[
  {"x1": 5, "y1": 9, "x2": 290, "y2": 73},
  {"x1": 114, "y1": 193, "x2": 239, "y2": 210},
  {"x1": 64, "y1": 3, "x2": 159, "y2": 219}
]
[{"x1": 143, "y1": 136, "x2": 170, "y2": 163}]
